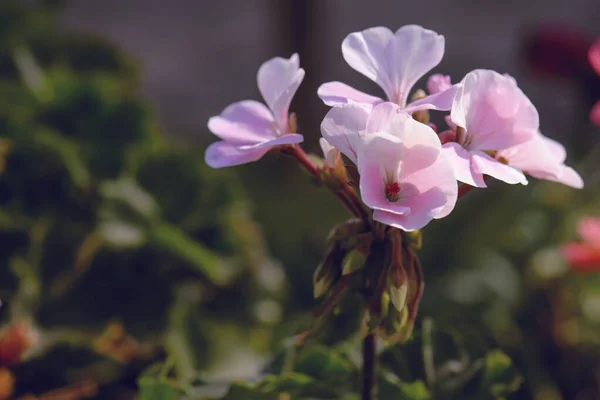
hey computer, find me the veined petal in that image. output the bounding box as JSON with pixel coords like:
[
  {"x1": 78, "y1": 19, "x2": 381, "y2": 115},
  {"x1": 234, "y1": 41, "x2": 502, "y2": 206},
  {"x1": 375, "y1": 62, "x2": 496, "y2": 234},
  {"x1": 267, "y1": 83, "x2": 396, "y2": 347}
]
[
  {"x1": 400, "y1": 153, "x2": 458, "y2": 219},
  {"x1": 403, "y1": 85, "x2": 459, "y2": 113},
  {"x1": 205, "y1": 141, "x2": 269, "y2": 168},
  {"x1": 317, "y1": 81, "x2": 382, "y2": 107},
  {"x1": 342, "y1": 26, "x2": 395, "y2": 99},
  {"x1": 451, "y1": 70, "x2": 538, "y2": 151},
  {"x1": 257, "y1": 54, "x2": 305, "y2": 131},
  {"x1": 342, "y1": 25, "x2": 444, "y2": 107},
  {"x1": 204, "y1": 134, "x2": 303, "y2": 169},
  {"x1": 385, "y1": 25, "x2": 445, "y2": 106},
  {"x1": 359, "y1": 162, "x2": 411, "y2": 215},
  {"x1": 441, "y1": 143, "x2": 486, "y2": 187},
  {"x1": 471, "y1": 150, "x2": 528, "y2": 185},
  {"x1": 208, "y1": 100, "x2": 277, "y2": 143},
  {"x1": 320, "y1": 102, "x2": 370, "y2": 164},
  {"x1": 497, "y1": 133, "x2": 563, "y2": 177}
]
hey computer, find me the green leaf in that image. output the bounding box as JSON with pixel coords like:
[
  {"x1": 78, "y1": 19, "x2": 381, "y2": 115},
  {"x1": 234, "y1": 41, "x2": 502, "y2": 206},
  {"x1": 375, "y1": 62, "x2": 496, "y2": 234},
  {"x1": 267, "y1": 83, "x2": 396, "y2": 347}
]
[
  {"x1": 294, "y1": 345, "x2": 353, "y2": 386},
  {"x1": 137, "y1": 365, "x2": 183, "y2": 400},
  {"x1": 149, "y1": 222, "x2": 235, "y2": 285},
  {"x1": 477, "y1": 350, "x2": 522, "y2": 399},
  {"x1": 379, "y1": 370, "x2": 431, "y2": 400}
]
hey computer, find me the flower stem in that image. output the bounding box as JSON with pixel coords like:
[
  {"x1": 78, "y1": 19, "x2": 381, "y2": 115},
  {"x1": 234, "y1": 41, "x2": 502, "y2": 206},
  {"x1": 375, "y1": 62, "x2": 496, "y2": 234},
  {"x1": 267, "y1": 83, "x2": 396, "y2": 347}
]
[
  {"x1": 362, "y1": 333, "x2": 376, "y2": 400},
  {"x1": 283, "y1": 144, "x2": 370, "y2": 223}
]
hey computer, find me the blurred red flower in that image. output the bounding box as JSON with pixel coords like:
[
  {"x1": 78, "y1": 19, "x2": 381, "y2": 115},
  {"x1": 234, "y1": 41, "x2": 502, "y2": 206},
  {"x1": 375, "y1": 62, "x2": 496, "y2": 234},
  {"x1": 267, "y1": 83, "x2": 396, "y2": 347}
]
[{"x1": 561, "y1": 217, "x2": 600, "y2": 272}]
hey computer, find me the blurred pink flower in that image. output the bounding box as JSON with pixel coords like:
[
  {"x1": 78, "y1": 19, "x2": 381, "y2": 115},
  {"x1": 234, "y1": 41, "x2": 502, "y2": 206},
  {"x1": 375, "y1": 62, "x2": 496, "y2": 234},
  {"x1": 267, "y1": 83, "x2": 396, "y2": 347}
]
[
  {"x1": 441, "y1": 70, "x2": 538, "y2": 187},
  {"x1": 321, "y1": 102, "x2": 457, "y2": 231},
  {"x1": 205, "y1": 54, "x2": 305, "y2": 168},
  {"x1": 317, "y1": 25, "x2": 457, "y2": 113},
  {"x1": 497, "y1": 132, "x2": 583, "y2": 189},
  {"x1": 561, "y1": 217, "x2": 600, "y2": 273},
  {"x1": 427, "y1": 74, "x2": 452, "y2": 94},
  {"x1": 589, "y1": 38, "x2": 600, "y2": 126}
]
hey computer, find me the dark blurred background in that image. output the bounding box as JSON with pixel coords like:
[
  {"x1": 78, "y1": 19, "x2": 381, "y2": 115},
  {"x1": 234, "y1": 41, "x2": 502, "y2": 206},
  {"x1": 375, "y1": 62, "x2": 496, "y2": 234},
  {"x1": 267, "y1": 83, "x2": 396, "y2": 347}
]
[{"x1": 0, "y1": 0, "x2": 599, "y2": 399}]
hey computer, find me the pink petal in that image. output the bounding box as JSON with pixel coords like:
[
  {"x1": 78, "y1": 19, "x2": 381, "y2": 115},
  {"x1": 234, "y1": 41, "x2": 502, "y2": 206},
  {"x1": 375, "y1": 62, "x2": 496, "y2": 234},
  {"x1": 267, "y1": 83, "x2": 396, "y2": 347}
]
[
  {"x1": 384, "y1": 25, "x2": 445, "y2": 106},
  {"x1": 541, "y1": 135, "x2": 567, "y2": 162},
  {"x1": 427, "y1": 74, "x2": 452, "y2": 94},
  {"x1": 498, "y1": 132, "x2": 583, "y2": 188},
  {"x1": 317, "y1": 81, "x2": 382, "y2": 107},
  {"x1": 372, "y1": 179, "x2": 454, "y2": 231},
  {"x1": 342, "y1": 25, "x2": 444, "y2": 107},
  {"x1": 320, "y1": 103, "x2": 370, "y2": 164},
  {"x1": 365, "y1": 103, "x2": 441, "y2": 176},
  {"x1": 577, "y1": 217, "x2": 600, "y2": 245},
  {"x1": 400, "y1": 152, "x2": 458, "y2": 219},
  {"x1": 359, "y1": 162, "x2": 410, "y2": 215},
  {"x1": 471, "y1": 150, "x2": 528, "y2": 185},
  {"x1": 205, "y1": 141, "x2": 269, "y2": 168},
  {"x1": 257, "y1": 54, "x2": 305, "y2": 131},
  {"x1": 403, "y1": 85, "x2": 459, "y2": 113},
  {"x1": 589, "y1": 38, "x2": 600, "y2": 76},
  {"x1": 441, "y1": 143, "x2": 486, "y2": 187},
  {"x1": 208, "y1": 100, "x2": 277, "y2": 143},
  {"x1": 561, "y1": 243, "x2": 600, "y2": 272},
  {"x1": 358, "y1": 132, "x2": 406, "y2": 185},
  {"x1": 373, "y1": 209, "x2": 431, "y2": 232},
  {"x1": 451, "y1": 70, "x2": 538, "y2": 151},
  {"x1": 205, "y1": 134, "x2": 303, "y2": 169},
  {"x1": 342, "y1": 26, "x2": 395, "y2": 99},
  {"x1": 591, "y1": 101, "x2": 600, "y2": 127},
  {"x1": 497, "y1": 133, "x2": 562, "y2": 177}
]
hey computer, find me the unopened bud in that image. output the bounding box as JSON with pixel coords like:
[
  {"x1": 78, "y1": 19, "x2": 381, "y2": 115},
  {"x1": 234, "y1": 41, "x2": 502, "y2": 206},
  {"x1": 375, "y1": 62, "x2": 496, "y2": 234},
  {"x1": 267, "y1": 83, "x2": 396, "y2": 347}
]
[
  {"x1": 313, "y1": 244, "x2": 343, "y2": 298},
  {"x1": 342, "y1": 249, "x2": 368, "y2": 276},
  {"x1": 405, "y1": 230, "x2": 422, "y2": 250},
  {"x1": 410, "y1": 89, "x2": 429, "y2": 124},
  {"x1": 327, "y1": 219, "x2": 365, "y2": 244},
  {"x1": 389, "y1": 281, "x2": 408, "y2": 312}
]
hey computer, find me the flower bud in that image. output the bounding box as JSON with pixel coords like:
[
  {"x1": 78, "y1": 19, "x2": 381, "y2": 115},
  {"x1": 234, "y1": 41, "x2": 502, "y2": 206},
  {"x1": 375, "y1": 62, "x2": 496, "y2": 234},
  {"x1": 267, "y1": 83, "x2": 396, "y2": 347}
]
[
  {"x1": 313, "y1": 243, "x2": 343, "y2": 298},
  {"x1": 410, "y1": 89, "x2": 429, "y2": 124},
  {"x1": 388, "y1": 281, "x2": 408, "y2": 313}
]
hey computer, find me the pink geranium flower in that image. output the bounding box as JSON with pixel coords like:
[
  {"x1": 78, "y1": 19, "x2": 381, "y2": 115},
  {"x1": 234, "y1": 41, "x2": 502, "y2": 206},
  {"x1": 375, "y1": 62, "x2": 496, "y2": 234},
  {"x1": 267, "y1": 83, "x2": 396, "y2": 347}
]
[
  {"x1": 205, "y1": 54, "x2": 305, "y2": 168},
  {"x1": 561, "y1": 217, "x2": 600, "y2": 273},
  {"x1": 589, "y1": 38, "x2": 600, "y2": 126},
  {"x1": 318, "y1": 25, "x2": 457, "y2": 114},
  {"x1": 321, "y1": 102, "x2": 457, "y2": 231},
  {"x1": 441, "y1": 70, "x2": 539, "y2": 187},
  {"x1": 497, "y1": 132, "x2": 583, "y2": 189}
]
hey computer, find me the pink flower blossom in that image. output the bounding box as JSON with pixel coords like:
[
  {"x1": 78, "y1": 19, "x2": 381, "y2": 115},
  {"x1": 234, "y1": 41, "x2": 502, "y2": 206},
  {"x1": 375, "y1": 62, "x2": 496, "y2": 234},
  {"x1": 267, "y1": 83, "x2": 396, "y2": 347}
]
[
  {"x1": 427, "y1": 74, "x2": 452, "y2": 94},
  {"x1": 589, "y1": 38, "x2": 600, "y2": 126},
  {"x1": 317, "y1": 25, "x2": 457, "y2": 114},
  {"x1": 321, "y1": 102, "x2": 457, "y2": 231},
  {"x1": 205, "y1": 54, "x2": 305, "y2": 168},
  {"x1": 497, "y1": 132, "x2": 583, "y2": 189},
  {"x1": 441, "y1": 69, "x2": 538, "y2": 187},
  {"x1": 561, "y1": 217, "x2": 600, "y2": 273}
]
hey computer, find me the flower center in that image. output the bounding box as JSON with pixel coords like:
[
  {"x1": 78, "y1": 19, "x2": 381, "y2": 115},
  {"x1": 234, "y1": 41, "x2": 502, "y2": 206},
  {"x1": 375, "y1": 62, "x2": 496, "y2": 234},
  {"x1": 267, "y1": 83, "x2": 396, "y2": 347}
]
[{"x1": 385, "y1": 182, "x2": 401, "y2": 202}]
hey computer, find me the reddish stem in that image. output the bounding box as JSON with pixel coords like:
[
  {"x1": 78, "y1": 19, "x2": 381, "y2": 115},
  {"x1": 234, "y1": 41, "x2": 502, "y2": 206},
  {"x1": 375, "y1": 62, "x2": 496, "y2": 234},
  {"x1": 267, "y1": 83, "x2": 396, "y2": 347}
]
[{"x1": 284, "y1": 145, "x2": 370, "y2": 223}]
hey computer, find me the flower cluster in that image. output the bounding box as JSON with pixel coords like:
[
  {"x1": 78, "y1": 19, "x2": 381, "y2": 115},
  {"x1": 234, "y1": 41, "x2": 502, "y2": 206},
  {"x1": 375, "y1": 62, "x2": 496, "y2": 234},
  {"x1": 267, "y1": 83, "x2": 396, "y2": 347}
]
[{"x1": 206, "y1": 25, "x2": 583, "y2": 232}]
